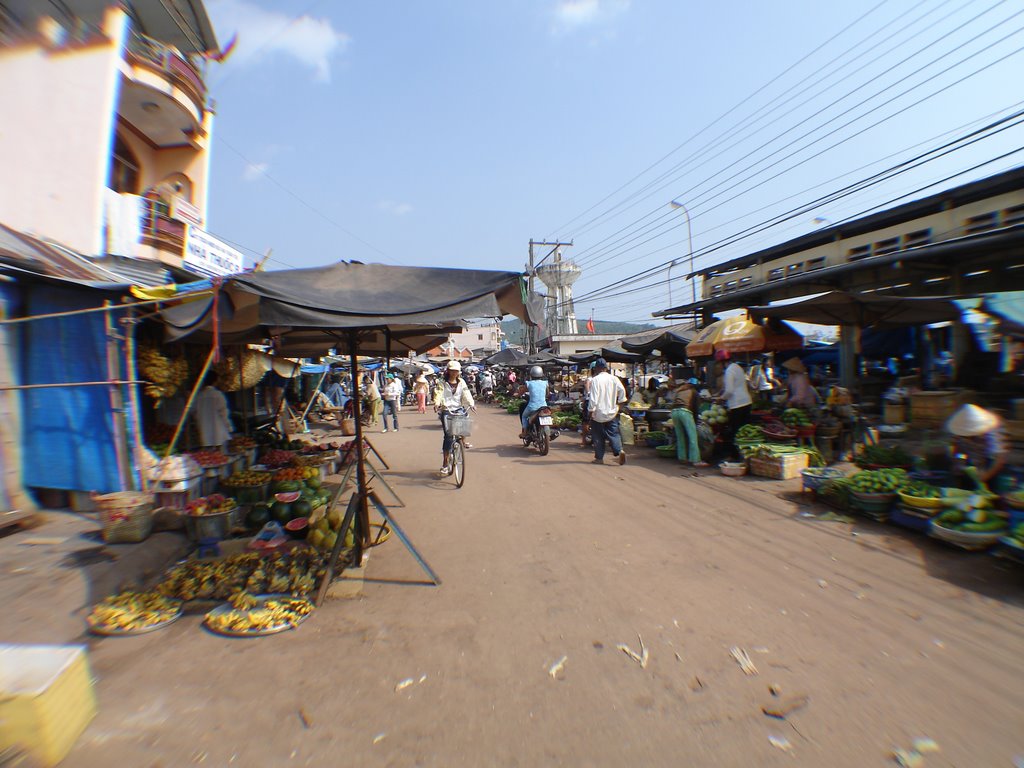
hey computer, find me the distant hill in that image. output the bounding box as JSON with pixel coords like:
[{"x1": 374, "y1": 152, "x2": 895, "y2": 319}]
[{"x1": 500, "y1": 319, "x2": 656, "y2": 345}]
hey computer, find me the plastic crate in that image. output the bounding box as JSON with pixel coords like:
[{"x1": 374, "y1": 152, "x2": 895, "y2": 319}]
[
  {"x1": 749, "y1": 453, "x2": 809, "y2": 480},
  {"x1": 0, "y1": 645, "x2": 96, "y2": 767}
]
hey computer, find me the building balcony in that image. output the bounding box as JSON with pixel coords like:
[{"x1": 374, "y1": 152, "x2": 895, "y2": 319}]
[
  {"x1": 140, "y1": 198, "x2": 185, "y2": 256},
  {"x1": 120, "y1": 30, "x2": 207, "y2": 147}
]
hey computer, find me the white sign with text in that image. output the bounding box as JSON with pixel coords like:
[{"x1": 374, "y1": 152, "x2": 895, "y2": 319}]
[{"x1": 184, "y1": 227, "x2": 244, "y2": 277}]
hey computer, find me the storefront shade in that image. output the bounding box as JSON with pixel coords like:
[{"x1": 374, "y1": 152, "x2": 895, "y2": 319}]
[
  {"x1": 619, "y1": 322, "x2": 695, "y2": 361},
  {"x1": 686, "y1": 314, "x2": 803, "y2": 358},
  {"x1": 160, "y1": 261, "x2": 542, "y2": 356},
  {"x1": 747, "y1": 291, "x2": 963, "y2": 329}
]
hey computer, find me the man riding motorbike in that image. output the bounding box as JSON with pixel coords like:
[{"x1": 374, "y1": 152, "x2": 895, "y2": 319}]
[{"x1": 519, "y1": 365, "x2": 549, "y2": 440}]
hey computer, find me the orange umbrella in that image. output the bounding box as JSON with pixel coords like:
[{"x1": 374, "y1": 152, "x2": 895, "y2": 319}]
[{"x1": 685, "y1": 313, "x2": 803, "y2": 358}]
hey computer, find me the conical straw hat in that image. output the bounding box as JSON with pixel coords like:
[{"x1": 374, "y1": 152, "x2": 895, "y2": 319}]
[{"x1": 945, "y1": 403, "x2": 998, "y2": 437}]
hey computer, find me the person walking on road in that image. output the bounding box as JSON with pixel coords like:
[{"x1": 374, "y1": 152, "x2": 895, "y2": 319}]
[
  {"x1": 382, "y1": 374, "x2": 402, "y2": 432},
  {"x1": 413, "y1": 370, "x2": 430, "y2": 413},
  {"x1": 363, "y1": 373, "x2": 383, "y2": 428},
  {"x1": 716, "y1": 350, "x2": 752, "y2": 459},
  {"x1": 588, "y1": 358, "x2": 627, "y2": 465}
]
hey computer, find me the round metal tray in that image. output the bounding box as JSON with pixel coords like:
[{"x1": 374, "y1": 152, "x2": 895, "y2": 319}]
[
  {"x1": 203, "y1": 594, "x2": 312, "y2": 638},
  {"x1": 88, "y1": 607, "x2": 183, "y2": 636}
]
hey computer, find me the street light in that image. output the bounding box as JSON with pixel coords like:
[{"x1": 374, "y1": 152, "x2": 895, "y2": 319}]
[{"x1": 668, "y1": 200, "x2": 696, "y2": 306}]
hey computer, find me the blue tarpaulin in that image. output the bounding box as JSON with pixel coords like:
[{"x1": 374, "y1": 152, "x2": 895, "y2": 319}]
[{"x1": 20, "y1": 284, "x2": 125, "y2": 493}]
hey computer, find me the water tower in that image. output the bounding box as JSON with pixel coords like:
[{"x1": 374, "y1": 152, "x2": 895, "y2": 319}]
[{"x1": 536, "y1": 250, "x2": 581, "y2": 337}]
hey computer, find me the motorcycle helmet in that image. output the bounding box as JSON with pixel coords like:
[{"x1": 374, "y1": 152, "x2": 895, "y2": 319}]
[{"x1": 529, "y1": 365, "x2": 544, "y2": 380}]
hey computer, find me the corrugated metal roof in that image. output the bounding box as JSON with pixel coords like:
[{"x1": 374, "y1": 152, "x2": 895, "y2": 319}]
[{"x1": 0, "y1": 223, "x2": 118, "y2": 282}]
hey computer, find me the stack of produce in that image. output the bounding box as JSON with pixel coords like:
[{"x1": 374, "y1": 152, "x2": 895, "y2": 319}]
[
  {"x1": 156, "y1": 549, "x2": 328, "y2": 600},
  {"x1": 552, "y1": 412, "x2": 581, "y2": 430},
  {"x1": 308, "y1": 504, "x2": 354, "y2": 552},
  {"x1": 228, "y1": 436, "x2": 258, "y2": 452},
  {"x1": 87, "y1": 591, "x2": 181, "y2": 632},
  {"x1": 268, "y1": 469, "x2": 330, "y2": 525},
  {"x1": 506, "y1": 399, "x2": 525, "y2": 415},
  {"x1": 189, "y1": 449, "x2": 231, "y2": 468},
  {"x1": 849, "y1": 468, "x2": 907, "y2": 495},
  {"x1": 734, "y1": 424, "x2": 765, "y2": 449},
  {"x1": 781, "y1": 408, "x2": 813, "y2": 428},
  {"x1": 855, "y1": 444, "x2": 914, "y2": 469},
  {"x1": 745, "y1": 443, "x2": 824, "y2": 467},
  {"x1": 262, "y1": 449, "x2": 298, "y2": 468},
  {"x1": 138, "y1": 343, "x2": 188, "y2": 403},
  {"x1": 222, "y1": 470, "x2": 272, "y2": 489},
  {"x1": 185, "y1": 494, "x2": 236, "y2": 517},
  {"x1": 213, "y1": 349, "x2": 268, "y2": 392},
  {"x1": 700, "y1": 404, "x2": 729, "y2": 427},
  {"x1": 205, "y1": 595, "x2": 313, "y2": 634}
]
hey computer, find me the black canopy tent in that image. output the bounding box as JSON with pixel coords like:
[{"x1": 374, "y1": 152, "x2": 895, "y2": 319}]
[
  {"x1": 569, "y1": 342, "x2": 647, "y2": 365},
  {"x1": 158, "y1": 261, "x2": 541, "y2": 586},
  {"x1": 619, "y1": 322, "x2": 696, "y2": 361},
  {"x1": 746, "y1": 291, "x2": 963, "y2": 329},
  {"x1": 481, "y1": 347, "x2": 530, "y2": 366}
]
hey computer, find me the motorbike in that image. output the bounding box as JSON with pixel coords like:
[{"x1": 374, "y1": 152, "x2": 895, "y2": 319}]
[
  {"x1": 480, "y1": 386, "x2": 495, "y2": 404},
  {"x1": 522, "y1": 406, "x2": 559, "y2": 455}
]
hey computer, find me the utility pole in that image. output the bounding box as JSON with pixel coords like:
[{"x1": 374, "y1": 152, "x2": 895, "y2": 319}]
[{"x1": 527, "y1": 239, "x2": 573, "y2": 354}]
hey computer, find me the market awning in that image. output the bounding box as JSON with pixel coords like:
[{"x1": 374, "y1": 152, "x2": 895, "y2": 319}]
[
  {"x1": 569, "y1": 343, "x2": 646, "y2": 365},
  {"x1": 746, "y1": 291, "x2": 964, "y2": 329},
  {"x1": 619, "y1": 322, "x2": 696, "y2": 360},
  {"x1": 481, "y1": 347, "x2": 530, "y2": 366},
  {"x1": 686, "y1": 314, "x2": 803, "y2": 358},
  {"x1": 158, "y1": 262, "x2": 542, "y2": 356}
]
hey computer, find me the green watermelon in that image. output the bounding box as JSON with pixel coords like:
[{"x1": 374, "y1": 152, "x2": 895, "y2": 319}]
[
  {"x1": 273, "y1": 480, "x2": 300, "y2": 493},
  {"x1": 291, "y1": 499, "x2": 313, "y2": 519},
  {"x1": 246, "y1": 504, "x2": 271, "y2": 530},
  {"x1": 305, "y1": 476, "x2": 322, "y2": 490},
  {"x1": 270, "y1": 501, "x2": 293, "y2": 524}
]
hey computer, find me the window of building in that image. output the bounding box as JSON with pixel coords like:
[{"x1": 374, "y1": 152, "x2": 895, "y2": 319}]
[
  {"x1": 108, "y1": 134, "x2": 140, "y2": 194},
  {"x1": 902, "y1": 228, "x2": 931, "y2": 248},
  {"x1": 1002, "y1": 204, "x2": 1024, "y2": 227},
  {"x1": 846, "y1": 244, "x2": 872, "y2": 262},
  {"x1": 964, "y1": 211, "x2": 998, "y2": 235},
  {"x1": 874, "y1": 237, "x2": 900, "y2": 256},
  {"x1": 477, "y1": 334, "x2": 484, "y2": 341}
]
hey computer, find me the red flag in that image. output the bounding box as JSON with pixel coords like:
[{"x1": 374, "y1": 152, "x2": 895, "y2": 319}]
[{"x1": 586, "y1": 316, "x2": 595, "y2": 333}]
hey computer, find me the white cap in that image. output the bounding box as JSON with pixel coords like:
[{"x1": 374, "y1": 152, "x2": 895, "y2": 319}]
[
  {"x1": 446, "y1": 360, "x2": 462, "y2": 372},
  {"x1": 945, "y1": 403, "x2": 998, "y2": 437}
]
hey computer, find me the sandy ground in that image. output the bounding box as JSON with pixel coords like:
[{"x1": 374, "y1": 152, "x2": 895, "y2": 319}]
[{"x1": 5, "y1": 404, "x2": 1024, "y2": 767}]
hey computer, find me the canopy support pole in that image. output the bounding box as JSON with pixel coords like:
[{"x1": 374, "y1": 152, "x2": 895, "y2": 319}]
[
  {"x1": 348, "y1": 331, "x2": 370, "y2": 551},
  {"x1": 839, "y1": 324, "x2": 859, "y2": 391},
  {"x1": 165, "y1": 345, "x2": 216, "y2": 458}
]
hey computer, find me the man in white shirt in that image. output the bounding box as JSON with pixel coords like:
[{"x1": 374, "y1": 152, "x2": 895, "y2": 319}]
[
  {"x1": 382, "y1": 374, "x2": 402, "y2": 432},
  {"x1": 716, "y1": 350, "x2": 752, "y2": 459},
  {"x1": 587, "y1": 358, "x2": 628, "y2": 465}
]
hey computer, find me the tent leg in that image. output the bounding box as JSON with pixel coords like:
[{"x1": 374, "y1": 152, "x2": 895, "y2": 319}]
[
  {"x1": 369, "y1": 492, "x2": 441, "y2": 586},
  {"x1": 839, "y1": 325, "x2": 858, "y2": 391}
]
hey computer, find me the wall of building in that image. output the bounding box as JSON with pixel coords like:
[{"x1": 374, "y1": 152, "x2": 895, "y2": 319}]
[{"x1": 0, "y1": 8, "x2": 127, "y2": 254}]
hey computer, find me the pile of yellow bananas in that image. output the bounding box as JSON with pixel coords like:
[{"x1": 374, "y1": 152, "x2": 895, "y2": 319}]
[
  {"x1": 88, "y1": 591, "x2": 181, "y2": 631},
  {"x1": 205, "y1": 596, "x2": 313, "y2": 633},
  {"x1": 156, "y1": 550, "x2": 325, "y2": 601}
]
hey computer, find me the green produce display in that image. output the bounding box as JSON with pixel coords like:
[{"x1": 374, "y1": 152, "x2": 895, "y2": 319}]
[
  {"x1": 781, "y1": 408, "x2": 813, "y2": 427},
  {"x1": 849, "y1": 468, "x2": 907, "y2": 494},
  {"x1": 745, "y1": 443, "x2": 825, "y2": 467},
  {"x1": 899, "y1": 479, "x2": 941, "y2": 499},
  {"x1": 291, "y1": 499, "x2": 313, "y2": 519},
  {"x1": 856, "y1": 444, "x2": 914, "y2": 468},
  {"x1": 1010, "y1": 522, "x2": 1024, "y2": 544},
  {"x1": 246, "y1": 504, "x2": 272, "y2": 529},
  {"x1": 270, "y1": 501, "x2": 293, "y2": 524}
]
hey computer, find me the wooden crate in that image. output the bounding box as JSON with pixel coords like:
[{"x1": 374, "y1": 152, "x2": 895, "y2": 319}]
[
  {"x1": 749, "y1": 453, "x2": 809, "y2": 480},
  {"x1": 909, "y1": 391, "x2": 956, "y2": 428}
]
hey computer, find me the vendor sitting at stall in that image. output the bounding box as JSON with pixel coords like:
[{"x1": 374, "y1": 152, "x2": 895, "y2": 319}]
[
  {"x1": 782, "y1": 357, "x2": 819, "y2": 409},
  {"x1": 634, "y1": 378, "x2": 661, "y2": 407},
  {"x1": 946, "y1": 404, "x2": 1008, "y2": 489}
]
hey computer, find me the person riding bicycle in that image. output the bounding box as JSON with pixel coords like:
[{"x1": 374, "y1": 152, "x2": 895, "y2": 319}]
[
  {"x1": 434, "y1": 360, "x2": 475, "y2": 475},
  {"x1": 519, "y1": 365, "x2": 549, "y2": 439}
]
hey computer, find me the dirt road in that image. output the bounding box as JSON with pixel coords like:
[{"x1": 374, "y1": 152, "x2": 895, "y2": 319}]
[{"x1": 66, "y1": 405, "x2": 1024, "y2": 767}]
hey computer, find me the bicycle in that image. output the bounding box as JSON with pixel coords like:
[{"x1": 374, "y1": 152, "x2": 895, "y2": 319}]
[{"x1": 439, "y1": 407, "x2": 471, "y2": 488}]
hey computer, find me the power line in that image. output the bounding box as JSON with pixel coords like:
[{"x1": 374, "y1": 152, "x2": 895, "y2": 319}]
[
  {"x1": 572, "y1": 1, "x2": 1019, "y2": 269},
  {"x1": 567, "y1": 0, "x2": 978, "y2": 250},
  {"x1": 215, "y1": 136, "x2": 398, "y2": 264},
  {"x1": 573, "y1": 31, "x2": 1024, "y2": 276},
  {"x1": 544, "y1": 0, "x2": 891, "y2": 240}
]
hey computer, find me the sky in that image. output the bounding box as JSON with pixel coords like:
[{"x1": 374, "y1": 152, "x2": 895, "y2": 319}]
[{"x1": 203, "y1": 0, "x2": 1024, "y2": 326}]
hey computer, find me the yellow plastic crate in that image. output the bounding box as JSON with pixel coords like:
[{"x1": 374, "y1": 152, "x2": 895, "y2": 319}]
[{"x1": 0, "y1": 645, "x2": 96, "y2": 766}]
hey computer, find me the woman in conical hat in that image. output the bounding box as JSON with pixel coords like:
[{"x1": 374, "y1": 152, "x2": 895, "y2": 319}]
[{"x1": 945, "y1": 404, "x2": 1007, "y2": 487}]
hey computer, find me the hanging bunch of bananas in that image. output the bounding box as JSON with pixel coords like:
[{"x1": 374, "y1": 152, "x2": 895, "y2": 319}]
[
  {"x1": 138, "y1": 343, "x2": 189, "y2": 403},
  {"x1": 205, "y1": 596, "x2": 313, "y2": 633},
  {"x1": 87, "y1": 591, "x2": 181, "y2": 631},
  {"x1": 213, "y1": 349, "x2": 267, "y2": 392}
]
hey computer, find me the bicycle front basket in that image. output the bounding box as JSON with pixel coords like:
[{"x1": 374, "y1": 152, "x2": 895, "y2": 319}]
[{"x1": 447, "y1": 414, "x2": 473, "y2": 436}]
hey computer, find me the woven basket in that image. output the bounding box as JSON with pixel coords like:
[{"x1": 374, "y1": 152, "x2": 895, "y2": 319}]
[
  {"x1": 340, "y1": 418, "x2": 356, "y2": 436},
  {"x1": 94, "y1": 492, "x2": 154, "y2": 544}
]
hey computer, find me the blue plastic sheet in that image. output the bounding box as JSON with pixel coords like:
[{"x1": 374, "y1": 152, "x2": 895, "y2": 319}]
[{"x1": 20, "y1": 285, "x2": 125, "y2": 492}]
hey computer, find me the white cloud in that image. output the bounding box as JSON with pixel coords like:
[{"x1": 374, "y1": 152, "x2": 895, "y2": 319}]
[
  {"x1": 207, "y1": 0, "x2": 350, "y2": 82},
  {"x1": 552, "y1": 0, "x2": 629, "y2": 32},
  {"x1": 378, "y1": 200, "x2": 413, "y2": 216},
  {"x1": 242, "y1": 161, "x2": 268, "y2": 181}
]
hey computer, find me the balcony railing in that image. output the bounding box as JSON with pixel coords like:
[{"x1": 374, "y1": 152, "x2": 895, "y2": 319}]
[
  {"x1": 125, "y1": 30, "x2": 207, "y2": 109},
  {"x1": 140, "y1": 198, "x2": 185, "y2": 255}
]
